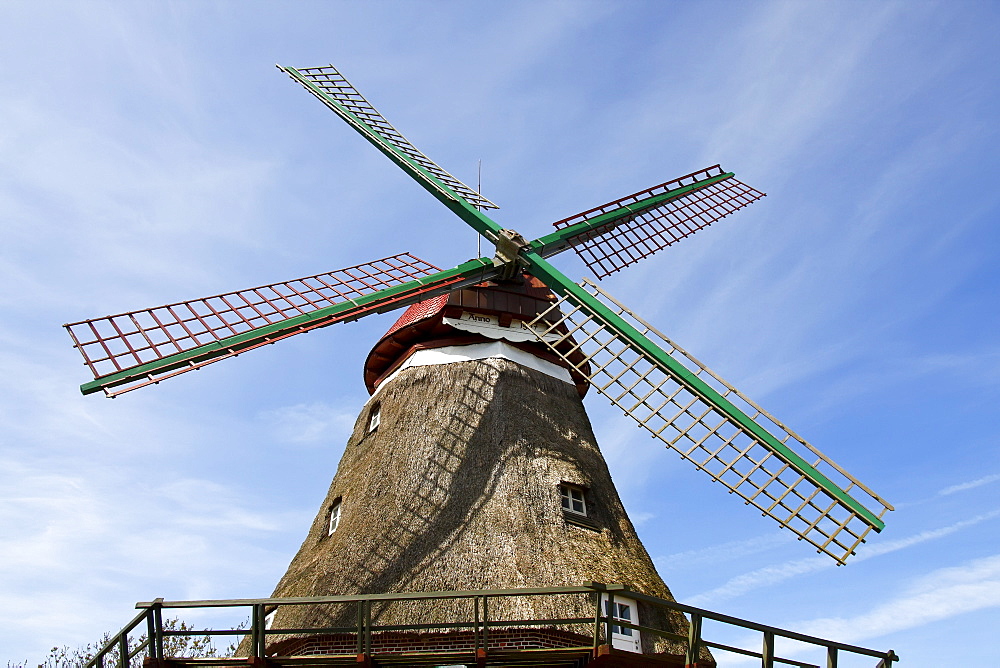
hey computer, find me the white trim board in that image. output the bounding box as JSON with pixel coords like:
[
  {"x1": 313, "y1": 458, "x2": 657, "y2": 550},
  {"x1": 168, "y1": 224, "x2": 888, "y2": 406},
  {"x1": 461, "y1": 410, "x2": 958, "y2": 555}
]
[{"x1": 370, "y1": 341, "x2": 573, "y2": 402}]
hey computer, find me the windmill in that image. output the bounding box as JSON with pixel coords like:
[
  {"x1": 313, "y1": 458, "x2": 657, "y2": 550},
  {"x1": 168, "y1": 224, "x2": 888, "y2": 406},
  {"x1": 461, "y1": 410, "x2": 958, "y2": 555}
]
[{"x1": 64, "y1": 64, "x2": 894, "y2": 661}]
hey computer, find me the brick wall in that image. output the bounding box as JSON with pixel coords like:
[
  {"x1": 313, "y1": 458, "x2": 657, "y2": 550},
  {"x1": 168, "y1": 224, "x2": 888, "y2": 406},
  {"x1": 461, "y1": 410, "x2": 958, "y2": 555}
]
[{"x1": 268, "y1": 628, "x2": 589, "y2": 657}]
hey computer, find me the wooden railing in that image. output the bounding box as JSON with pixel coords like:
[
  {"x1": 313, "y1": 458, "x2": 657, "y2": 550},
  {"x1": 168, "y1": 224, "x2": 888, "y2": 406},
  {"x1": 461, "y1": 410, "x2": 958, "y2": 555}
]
[{"x1": 84, "y1": 583, "x2": 898, "y2": 668}]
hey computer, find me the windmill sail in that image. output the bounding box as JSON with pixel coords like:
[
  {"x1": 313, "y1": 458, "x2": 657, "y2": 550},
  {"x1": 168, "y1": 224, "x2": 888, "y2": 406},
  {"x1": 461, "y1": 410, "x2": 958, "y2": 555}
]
[
  {"x1": 529, "y1": 279, "x2": 893, "y2": 564},
  {"x1": 280, "y1": 64, "x2": 497, "y2": 212},
  {"x1": 66, "y1": 254, "x2": 502, "y2": 397},
  {"x1": 550, "y1": 165, "x2": 765, "y2": 279}
]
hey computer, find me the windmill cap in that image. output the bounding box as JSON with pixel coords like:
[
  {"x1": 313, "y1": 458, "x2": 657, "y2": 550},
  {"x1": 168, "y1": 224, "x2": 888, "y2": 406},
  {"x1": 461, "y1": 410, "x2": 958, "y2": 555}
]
[{"x1": 364, "y1": 274, "x2": 590, "y2": 397}]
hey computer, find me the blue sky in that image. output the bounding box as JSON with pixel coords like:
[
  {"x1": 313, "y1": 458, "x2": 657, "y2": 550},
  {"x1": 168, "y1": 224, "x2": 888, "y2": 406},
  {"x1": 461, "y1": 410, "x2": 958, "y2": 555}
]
[{"x1": 1, "y1": 1, "x2": 998, "y2": 665}]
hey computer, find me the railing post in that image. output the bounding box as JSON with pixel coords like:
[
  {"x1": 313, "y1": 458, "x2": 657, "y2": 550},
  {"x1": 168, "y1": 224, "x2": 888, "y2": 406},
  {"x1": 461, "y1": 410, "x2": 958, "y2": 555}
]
[
  {"x1": 762, "y1": 631, "x2": 774, "y2": 668},
  {"x1": 364, "y1": 599, "x2": 372, "y2": 656},
  {"x1": 260, "y1": 603, "x2": 270, "y2": 658},
  {"x1": 592, "y1": 591, "x2": 603, "y2": 650},
  {"x1": 145, "y1": 608, "x2": 157, "y2": 662},
  {"x1": 355, "y1": 599, "x2": 364, "y2": 655},
  {"x1": 250, "y1": 604, "x2": 262, "y2": 659},
  {"x1": 473, "y1": 596, "x2": 480, "y2": 653},
  {"x1": 118, "y1": 632, "x2": 129, "y2": 668},
  {"x1": 152, "y1": 598, "x2": 164, "y2": 661},
  {"x1": 482, "y1": 595, "x2": 489, "y2": 651},
  {"x1": 826, "y1": 645, "x2": 838, "y2": 668},
  {"x1": 685, "y1": 613, "x2": 702, "y2": 667},
  {"x1": 878, "y1": 649, "x2": 898, "y2": 667}
]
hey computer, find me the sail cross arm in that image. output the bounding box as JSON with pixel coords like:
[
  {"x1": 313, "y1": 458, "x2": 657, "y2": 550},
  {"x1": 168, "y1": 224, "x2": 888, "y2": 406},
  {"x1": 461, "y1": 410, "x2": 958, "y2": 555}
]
[
  {"x1": 67, "y1": 256, "x2": 499, "y2": 397},
  {"x1": 530, "y1": 169, "x2": 736, "y2": 259},
  {"x1": 545, "y1": 165, "x2": 765, "y2": 278},
  {"x1": 280, "y1": 64, "x2": 497, "y2": 214},
  {"x1": 524, "y1": 254, "x2": 891, "y2": 564}
]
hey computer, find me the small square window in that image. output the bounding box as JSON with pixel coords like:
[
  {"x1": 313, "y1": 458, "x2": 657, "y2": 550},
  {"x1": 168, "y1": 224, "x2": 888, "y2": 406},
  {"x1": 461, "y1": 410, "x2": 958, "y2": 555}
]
[
  {"x1": 328, "y1": 499, "x2": 342, "y2": 535},
  {"x1": 559, "y1": 483, "x2": 587, "y2": 516},
  {"x1": 368, "y1": 403, "x2": 381, "y2": 433}
]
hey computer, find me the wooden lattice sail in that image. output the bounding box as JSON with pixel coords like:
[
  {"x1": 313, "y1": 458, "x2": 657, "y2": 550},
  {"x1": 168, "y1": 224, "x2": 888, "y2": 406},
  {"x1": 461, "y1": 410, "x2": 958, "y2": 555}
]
[{"x1": 529, "y1": 280, "x2": 893, "y2": 564}]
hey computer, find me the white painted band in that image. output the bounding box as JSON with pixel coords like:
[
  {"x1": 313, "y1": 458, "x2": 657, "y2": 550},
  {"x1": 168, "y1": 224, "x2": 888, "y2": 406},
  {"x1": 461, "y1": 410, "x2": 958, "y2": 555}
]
[
  {"x1": 443, "y1": 312, "x2": 560, "y2": 343},
  {"x1": 372, "y1": 341, "x2": 573, "y2": 399}
]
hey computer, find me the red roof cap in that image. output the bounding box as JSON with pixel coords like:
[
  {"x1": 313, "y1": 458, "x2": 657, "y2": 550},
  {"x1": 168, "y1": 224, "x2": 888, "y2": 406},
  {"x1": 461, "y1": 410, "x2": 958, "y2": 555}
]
[{"x1": 382, "y1": 293, "x2": 450, "y2": 339}]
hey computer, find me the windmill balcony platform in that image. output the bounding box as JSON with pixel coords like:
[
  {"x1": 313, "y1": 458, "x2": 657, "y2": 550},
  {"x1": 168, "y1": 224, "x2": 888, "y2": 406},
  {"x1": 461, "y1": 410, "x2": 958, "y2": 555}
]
[{"x1": 87, "y1": 584, "x2": 897, "y2": 668}]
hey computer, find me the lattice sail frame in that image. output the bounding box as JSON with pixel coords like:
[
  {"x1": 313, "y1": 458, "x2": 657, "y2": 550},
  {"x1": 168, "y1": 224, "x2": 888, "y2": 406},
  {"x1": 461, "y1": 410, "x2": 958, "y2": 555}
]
[
  {"x1": 529, "y1": 279, "x2": 893, "y2": 564},
  {"x1": 65, "y1": 254, "x2": 445, "y2": 397},
  {"x1": 281, "y1": 65, "x2": 497, "y2": 211},
  {"x1": 553, "y1": 166, "x2": 765, "y2": 279}
]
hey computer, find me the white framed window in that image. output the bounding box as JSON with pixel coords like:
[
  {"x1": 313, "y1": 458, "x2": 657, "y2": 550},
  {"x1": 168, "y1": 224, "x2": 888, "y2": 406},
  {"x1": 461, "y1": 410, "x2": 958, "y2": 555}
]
[
  {"x1": 264, "y1": 609, "x2": 277, "y2": 631},
  {"x1": 368, "y1": 403, "x2": 381, "y2": 433},
  {"x1": 328, "y1": 499, "x2": 342, "y2": 535},
  {"x1": 559, "y1": 483, "x2": 587, "y2": 516},
  {"x1": 601, "y1": 594, "x2": 640, "y2": 653}
]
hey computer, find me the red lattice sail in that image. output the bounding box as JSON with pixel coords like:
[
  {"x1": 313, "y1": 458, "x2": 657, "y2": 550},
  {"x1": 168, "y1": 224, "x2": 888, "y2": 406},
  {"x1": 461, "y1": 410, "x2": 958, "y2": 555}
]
[
  {"x1": 65, "y1": 253, "x2": 442, "y2": 393},
  {"x1": 553, "y1": 165, "x2": 766, "y2": 279}
]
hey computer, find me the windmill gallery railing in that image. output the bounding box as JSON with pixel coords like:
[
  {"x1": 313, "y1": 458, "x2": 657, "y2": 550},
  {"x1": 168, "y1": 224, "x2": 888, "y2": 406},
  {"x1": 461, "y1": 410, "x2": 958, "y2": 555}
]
[{"x1": 84, "y1": 584, "x2": 897, "y2": 668}]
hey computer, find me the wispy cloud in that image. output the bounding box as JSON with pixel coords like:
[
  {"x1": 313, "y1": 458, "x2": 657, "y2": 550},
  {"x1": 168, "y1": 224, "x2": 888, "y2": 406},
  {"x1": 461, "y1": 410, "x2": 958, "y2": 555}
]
[
  {"x1": 939, "y1": 473, "x2": 1000, "y2": 496},
  {"x1": 704, "y1": 552, "x2": 1000, "y2": 665},
  {"x1": 630, "y1": 511, "x2": 655, "y2": 526},
  {"x1": 257, "y1": 401, "x2": 359, "y2": 445},
  {"x1": 656, "y1": 532, "x2": 796, "y2": 571},
  {"x1": 796, "y1": 552, "x2": 1000, "y2": 643},
  {"x1": 688, "y1": 509, "x2": 1000, "y2": 606},
  {"x1": 0, "y1": 459, "x2": 302, "y2": 653}
]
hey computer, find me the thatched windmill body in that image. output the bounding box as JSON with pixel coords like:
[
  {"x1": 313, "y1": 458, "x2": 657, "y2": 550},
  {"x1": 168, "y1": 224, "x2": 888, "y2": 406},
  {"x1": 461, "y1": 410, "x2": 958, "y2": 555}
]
[
  {"x1": 64, "y1": 64, "x2": 894, "y2": 661},
  {"x1": 264, "y1": 275, "x2": 689, "y2": 655}
]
